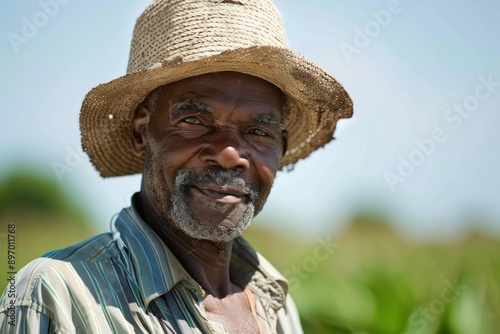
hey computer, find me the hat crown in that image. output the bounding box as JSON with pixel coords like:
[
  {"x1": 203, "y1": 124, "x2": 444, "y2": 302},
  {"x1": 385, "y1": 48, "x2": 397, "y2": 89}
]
[{"x1": 127, "y1": 0, "x2": 288, "y2": 73}]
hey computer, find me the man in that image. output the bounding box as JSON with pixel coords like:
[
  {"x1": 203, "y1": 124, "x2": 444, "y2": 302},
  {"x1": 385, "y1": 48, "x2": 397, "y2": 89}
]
[{"x1": 0, "y1": 0, "x2": 352, "y2": 333}]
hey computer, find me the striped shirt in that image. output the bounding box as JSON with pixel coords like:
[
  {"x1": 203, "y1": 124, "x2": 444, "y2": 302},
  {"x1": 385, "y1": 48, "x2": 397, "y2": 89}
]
[{"x1": 0, "y1": 203, "x2": 303, "y2": 333}]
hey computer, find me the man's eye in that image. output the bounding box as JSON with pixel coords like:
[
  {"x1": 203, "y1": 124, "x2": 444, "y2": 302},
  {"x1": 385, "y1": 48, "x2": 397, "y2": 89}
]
[
  {"x1": 182, "y1": 117, "x2": 202, "y2": 125},
  {"x1": 247, "y1": 128, "x2": 270, "y2": 137}
]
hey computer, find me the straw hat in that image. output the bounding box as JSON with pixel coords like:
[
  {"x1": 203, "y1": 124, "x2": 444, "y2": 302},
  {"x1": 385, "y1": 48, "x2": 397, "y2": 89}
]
[{"x1": 80, "y1": 0, "x2": 353, "y2": 177}]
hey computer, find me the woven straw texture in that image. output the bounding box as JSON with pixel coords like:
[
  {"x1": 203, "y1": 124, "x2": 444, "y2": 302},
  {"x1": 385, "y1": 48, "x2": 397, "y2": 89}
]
[{"x1": 80, "y1": 0, "x2": 353, "y2": 177}]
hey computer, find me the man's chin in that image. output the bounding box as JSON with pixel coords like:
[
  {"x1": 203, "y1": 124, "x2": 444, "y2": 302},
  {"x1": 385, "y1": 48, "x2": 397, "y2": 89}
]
[
  {"x1": 169, "y1": 203, "x2": 254, "y2": 243},
  {"x1": 176, "y1": 220, "x2": 250, "y2": 244},
  {"x1": 190, "y1": 200, "x2": 249, "y2": 226}
]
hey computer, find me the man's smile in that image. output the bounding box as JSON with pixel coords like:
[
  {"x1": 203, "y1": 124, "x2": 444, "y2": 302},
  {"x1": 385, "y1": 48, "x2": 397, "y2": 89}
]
[{"x1": 191, "y1": 183, "x2": 249, "y2": 205}]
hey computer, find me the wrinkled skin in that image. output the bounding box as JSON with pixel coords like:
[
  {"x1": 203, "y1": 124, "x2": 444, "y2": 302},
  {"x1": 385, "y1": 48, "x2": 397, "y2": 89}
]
[{"x1": 133, "y1": 72, "x2": 287, "y2": 244}]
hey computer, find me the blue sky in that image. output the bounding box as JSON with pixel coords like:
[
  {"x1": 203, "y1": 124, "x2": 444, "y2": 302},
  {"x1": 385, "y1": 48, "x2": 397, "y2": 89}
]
[{"x1": 1, "y1": 0, "x2": 499, "y2": 240}]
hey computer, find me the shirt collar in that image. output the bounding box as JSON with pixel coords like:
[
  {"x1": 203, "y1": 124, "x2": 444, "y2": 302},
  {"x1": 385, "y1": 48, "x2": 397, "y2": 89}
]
[
  {"x1": 113, "y1": 194, "x2": 289, "y2": 309},
  {"x1": 231, "y1": 237, "x2": 289, "y2": 309},
  {"x1": 114, "y1": 204, "x2": 191, "y2": 308}
]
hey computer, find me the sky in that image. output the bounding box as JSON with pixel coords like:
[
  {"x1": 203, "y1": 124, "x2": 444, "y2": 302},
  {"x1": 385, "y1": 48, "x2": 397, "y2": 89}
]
[{"x1": 1, "y1": 0, "x2": 499, "y2": 240}]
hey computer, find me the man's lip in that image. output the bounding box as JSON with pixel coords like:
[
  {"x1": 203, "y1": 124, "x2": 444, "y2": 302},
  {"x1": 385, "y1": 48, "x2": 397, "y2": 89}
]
[
  {"x1": 191, "y1": 183, "x2": 248, "y2": 204},
  {"x1": 194, "y1": 183, "x2": 248, "y2": 197}
]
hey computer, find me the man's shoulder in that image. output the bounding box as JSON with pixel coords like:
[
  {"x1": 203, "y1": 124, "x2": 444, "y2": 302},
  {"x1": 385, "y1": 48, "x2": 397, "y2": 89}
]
[
  {"x1": 41, "y1": 231, "x2": 116, "y2": 263},
  {"x1": 22, "y1": 231, "x2": 117, "y2": 277},
  {"x1": 0, "y1": 232, "x2": 118, "y2": 311}
]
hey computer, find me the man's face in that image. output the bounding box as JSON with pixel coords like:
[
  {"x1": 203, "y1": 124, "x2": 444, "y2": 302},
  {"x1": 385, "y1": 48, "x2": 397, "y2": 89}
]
[{"x1": 140, "y1": 72, "x2": 287, "y2": 243}]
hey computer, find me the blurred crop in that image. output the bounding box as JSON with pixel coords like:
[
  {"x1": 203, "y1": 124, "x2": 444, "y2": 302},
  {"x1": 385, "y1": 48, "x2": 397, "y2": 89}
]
[
  {"x1": 244, "y1": 217, "x2": 500, "y2": 333},
  {"x1": 1, "y1": 170, "x2": 498, "y2": 333}
]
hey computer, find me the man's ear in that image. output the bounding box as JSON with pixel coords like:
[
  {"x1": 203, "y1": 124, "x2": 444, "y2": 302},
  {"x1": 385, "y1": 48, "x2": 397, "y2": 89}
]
[
  {"x1": 281, "y1": 129, "x2": 288, "y2": 156},
  {"x1": 131, "y1": 106, "x2": 149, "y2": 156}
]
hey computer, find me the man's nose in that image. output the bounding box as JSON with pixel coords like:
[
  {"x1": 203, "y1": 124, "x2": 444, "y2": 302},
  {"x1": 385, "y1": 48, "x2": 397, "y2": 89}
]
[{"x1": 198, "y1": 130, "x2": 250, "y2": 172}]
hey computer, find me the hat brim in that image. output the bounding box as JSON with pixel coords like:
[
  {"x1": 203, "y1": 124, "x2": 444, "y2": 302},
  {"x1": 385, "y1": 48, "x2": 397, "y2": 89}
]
[{"x1": 80, "y1": 46, "x2": 353, "y2": 177}]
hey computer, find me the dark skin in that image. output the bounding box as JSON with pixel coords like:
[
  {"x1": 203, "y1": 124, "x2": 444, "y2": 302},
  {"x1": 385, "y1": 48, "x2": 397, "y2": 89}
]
[{"x1": 131, "y1": 72, "x2": 287, "y2": 333}]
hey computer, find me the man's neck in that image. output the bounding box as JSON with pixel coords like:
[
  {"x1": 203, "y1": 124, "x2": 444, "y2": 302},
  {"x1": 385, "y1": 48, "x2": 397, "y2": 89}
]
[{"x1": 134, "y1": 192, "x2": 235, "y2": 298}]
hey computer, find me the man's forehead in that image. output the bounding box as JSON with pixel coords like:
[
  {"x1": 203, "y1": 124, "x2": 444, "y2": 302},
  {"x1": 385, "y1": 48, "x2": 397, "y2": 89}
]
[
  {"x1": 157, "y1": 73, "x2": 284, "y2": 115},
  {"x1": 162, "y1": 72, "x2": 282, "y2": 97}
]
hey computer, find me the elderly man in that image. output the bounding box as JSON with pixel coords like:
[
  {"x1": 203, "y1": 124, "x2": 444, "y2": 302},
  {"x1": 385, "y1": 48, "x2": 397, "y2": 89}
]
[{"x1": 0, "y1": 0, "x2": 352, "y2": 333}]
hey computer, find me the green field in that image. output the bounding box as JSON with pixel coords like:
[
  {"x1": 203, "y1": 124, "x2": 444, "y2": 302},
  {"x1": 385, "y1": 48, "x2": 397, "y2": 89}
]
[
  {"x1": 1, "y1": 171, "x2": 498, "y2": 333},
  {"x1": 244, "y1": 220, "x2": 500, "y2": 333}
]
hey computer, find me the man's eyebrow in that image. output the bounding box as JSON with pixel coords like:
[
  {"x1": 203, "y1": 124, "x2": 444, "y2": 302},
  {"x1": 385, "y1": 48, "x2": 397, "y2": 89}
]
[
  {"x1": 170, "y1": 99, "x2": 213, "y2": 120},
  {"x1": 252, "y1": 113, "x2": 284, "y2": 132}
]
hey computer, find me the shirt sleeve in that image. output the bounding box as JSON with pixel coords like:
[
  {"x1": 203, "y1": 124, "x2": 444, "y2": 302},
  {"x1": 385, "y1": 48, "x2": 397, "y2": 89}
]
[
  {"x1": 0, "y1": 306, "x2": 52, "y2": 334},
  {"x1": 0, "y1": 259, "x2": 71, "y2": 334}
]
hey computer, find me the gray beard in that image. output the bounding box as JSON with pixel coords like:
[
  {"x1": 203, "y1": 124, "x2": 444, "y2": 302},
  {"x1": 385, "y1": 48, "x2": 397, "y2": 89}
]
[{"x1": 168, "y1": 169, "x2": 259, "y2": 243}]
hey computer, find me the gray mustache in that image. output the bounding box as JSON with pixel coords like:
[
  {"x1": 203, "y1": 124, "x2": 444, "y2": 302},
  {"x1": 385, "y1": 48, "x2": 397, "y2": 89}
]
[{"x1": 175, "y1": 168, "x2": 259, "y2": 202}]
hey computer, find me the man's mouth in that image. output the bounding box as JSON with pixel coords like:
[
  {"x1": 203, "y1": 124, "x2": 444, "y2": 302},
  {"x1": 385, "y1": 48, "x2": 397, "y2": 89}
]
[{"x1": 191, "y1": 183, "x2": 249, "y2": 205}]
